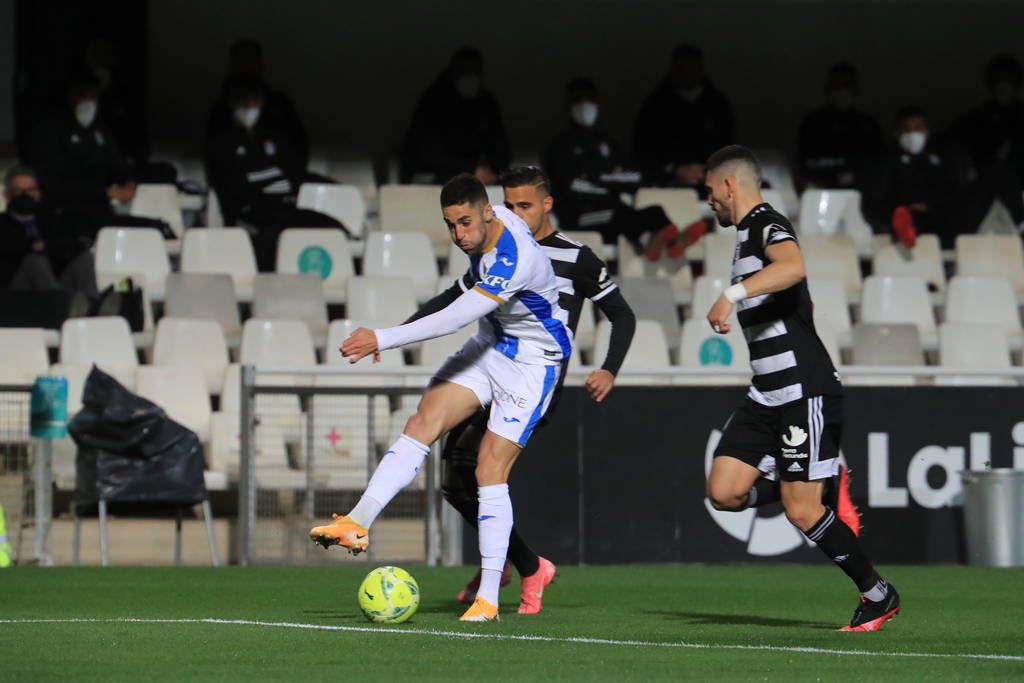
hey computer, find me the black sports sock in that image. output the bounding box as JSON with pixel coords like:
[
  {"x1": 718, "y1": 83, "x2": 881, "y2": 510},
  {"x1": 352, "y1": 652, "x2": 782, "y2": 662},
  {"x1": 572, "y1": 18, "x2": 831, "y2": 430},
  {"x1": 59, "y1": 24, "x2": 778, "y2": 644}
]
[
  {"x1": 443, "y1": 492, "x2": 540, "y2": 578},
  {"x1": 805, "y1": 507, "x2": 881, "y2": 593},
  {"x1": 746, "y1": 478, "x2": 781, "y2": 508}
]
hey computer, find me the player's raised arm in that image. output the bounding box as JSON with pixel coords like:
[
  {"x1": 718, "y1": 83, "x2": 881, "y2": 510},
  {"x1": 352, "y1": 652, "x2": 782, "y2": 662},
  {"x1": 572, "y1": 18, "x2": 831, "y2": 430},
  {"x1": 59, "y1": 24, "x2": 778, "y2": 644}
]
[{"x1": 575, "y1": 245, "x2": 636, "y2": 402}]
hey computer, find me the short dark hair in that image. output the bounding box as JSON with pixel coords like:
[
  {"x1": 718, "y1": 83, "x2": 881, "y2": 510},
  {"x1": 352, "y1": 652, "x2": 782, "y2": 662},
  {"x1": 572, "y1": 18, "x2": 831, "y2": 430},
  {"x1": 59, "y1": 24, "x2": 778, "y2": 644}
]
[
  {"x1": 896, "y1": 105, "x2": 928, "y2": 124},
  {"x1": 500, "y1": 166, "x2": 552, "y2": 197},
  {"x1": 440, "y1": 173, "x2": 488, "y2": 208},
  {"x1": 672, "y1": 43, "x2": 703, "y2": 62},
  {"x1": 4, "y1": 165, "x2": 37, "y2": 192},
  {"x1": 705, "y1": 145, "x2": 762, "y2": 182}
]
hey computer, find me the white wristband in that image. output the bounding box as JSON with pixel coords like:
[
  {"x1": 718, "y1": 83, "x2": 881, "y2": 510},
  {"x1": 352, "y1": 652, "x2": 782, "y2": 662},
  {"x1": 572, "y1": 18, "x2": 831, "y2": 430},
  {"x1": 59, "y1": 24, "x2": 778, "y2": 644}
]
[{"x1": 724, "y1": 283, "x2": 748, "y2": 304}]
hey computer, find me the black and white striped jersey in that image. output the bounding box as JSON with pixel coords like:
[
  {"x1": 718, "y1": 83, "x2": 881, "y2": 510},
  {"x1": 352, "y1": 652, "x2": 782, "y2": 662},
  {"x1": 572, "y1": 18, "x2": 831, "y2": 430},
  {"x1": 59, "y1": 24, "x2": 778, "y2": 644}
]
[{"x1": 731, "y1": 203, "x2": 841, "y2": 406}]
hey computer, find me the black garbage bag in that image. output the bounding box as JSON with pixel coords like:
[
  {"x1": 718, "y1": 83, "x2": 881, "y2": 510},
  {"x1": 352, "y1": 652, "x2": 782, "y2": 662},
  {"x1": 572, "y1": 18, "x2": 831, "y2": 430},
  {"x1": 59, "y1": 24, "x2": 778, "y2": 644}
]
[{"x1": 69, "y1": 366, "x2": 207, "y2": 507}]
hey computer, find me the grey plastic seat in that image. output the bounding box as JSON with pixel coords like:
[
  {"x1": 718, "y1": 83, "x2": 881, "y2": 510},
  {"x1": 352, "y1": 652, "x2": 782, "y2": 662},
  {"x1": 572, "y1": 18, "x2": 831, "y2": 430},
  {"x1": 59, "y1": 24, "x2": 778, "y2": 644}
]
[
  {"x1": 848, "y1": 323, "x2": 923, "y2": 386},
  {"x1": 165, "y1": 273, "x2": 242, "y2": 347},
  {"x1": 252, "y1": 273, "x2": 329, "y2": 346},
  {"x1": 618, "y1": 277, "x2": 681, "y2": 352}
]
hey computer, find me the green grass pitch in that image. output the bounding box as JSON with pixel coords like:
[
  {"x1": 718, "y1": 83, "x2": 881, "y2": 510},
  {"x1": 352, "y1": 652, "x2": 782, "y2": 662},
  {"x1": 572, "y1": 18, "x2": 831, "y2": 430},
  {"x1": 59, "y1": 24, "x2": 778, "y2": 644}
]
[{"x1": 2, "y1": 564, "x2": 1022, "y2": 681}]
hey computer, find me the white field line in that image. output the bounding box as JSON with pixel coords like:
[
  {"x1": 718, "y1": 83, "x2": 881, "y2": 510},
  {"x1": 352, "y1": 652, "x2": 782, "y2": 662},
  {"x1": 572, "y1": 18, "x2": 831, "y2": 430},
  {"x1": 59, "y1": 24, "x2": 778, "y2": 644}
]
[{"x1": 1, "y1": 617, "x2": 1023, "y2": 663}]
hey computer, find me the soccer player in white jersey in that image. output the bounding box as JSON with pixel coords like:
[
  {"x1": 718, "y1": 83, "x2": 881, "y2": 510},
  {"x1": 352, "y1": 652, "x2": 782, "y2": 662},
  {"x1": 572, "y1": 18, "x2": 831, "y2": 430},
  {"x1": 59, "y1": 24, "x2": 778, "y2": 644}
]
[{"x1": 309, "y1": 173, "x2": 572, "y2": 622}]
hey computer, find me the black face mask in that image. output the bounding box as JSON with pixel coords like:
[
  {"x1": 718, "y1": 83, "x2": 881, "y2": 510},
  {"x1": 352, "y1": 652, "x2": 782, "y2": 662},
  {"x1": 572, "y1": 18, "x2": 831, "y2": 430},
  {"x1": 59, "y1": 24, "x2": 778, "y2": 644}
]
[{"x1": 8, "y1": 193, "x2": 38, "y2": 217}]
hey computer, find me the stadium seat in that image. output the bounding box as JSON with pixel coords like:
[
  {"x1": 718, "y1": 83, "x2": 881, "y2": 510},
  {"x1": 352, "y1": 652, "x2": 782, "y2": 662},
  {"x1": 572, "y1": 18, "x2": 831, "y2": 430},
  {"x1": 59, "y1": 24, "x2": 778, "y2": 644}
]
[
  {"x1": 296, "y1": 183, "x2": 366, "y2": 238},
  {"x1": 485, "y1": 185, "x2": 504, "y2": 206},
  {"x1": 208, "y1": 411, "x2": 302, "y2": 489},
  {"x1": 798, "y1": 189, "x2": 874, "y2": 254},
  {"x1": 701, "y1": 230, "x2": 736, "y2": 278},
  {"x1": 444, "y1": 240, "x2": 470, "y2": 277},
  {"x1": 345, "y1": 276, "x2": 418, "y2": 326},
  {"x1": 814, "y1": 319, "x2": 843, "y2": 368},
  {"x1": 861, "y1": 276, "x2": 937, "y2": 345},
  {"x1": 164, "y1": 273, "x2": 242, "y2": 347},
  {"x1": 618, "y1": 277, "x2": 681, "y2": 353},
  {"x1": 945, "y1": 276, "x2": 1023, "y2": 346},
  {"x1": 807, "y1": 277, "x2": 852, "y2": 346},
  {"x1": 240, "y1": 319, "x2": 317, "y2": 368},
  {"x1": 677, "y1": 319, "x2": 750, "y2": 384},
  {"x1": 325, "y1": 320, "x2": 405, "y2": 367},
  {"x1": 325, "y1": 158, "x2": 378, "y2": 205},
  {"x1": 94, "y1": 227, "x2": 171, "y2": 300},
  {"x1": 152, "y1": 318, "x2": 230, "y2": 395},
  {"x1": 938, "y1": 323, "x2": 1015, "y2": 386},
  {"x1": 59, "y1": 317, "x2": 138, "y2": 389},
  {"x1": 689, "y1": 275, "x2": 731, "y2": 321},
  {"x1": 378, "y1": 184, "x2": 447, "y2": 255},
  {"x1": 760, "y1": 189, "x2": 789, "y2": 215},
  {"x1": 617, "y1": 235, "x2": 695, "y2": 304},
  {"x1": 756, "y1": 149, "x2": 801, "y2": 217},
  {"x1": 560, "y1": 230, "x2": 605, "y2": 259},
  {"x1": 47, "y1": 364, "x2": 90, "y2": 415},
  {"x1": 593, "y1": 320, "x2": 670, "y2": 380},
  {"x1": 801, "y1": 234, "x2": 863, "y2": 303},
  {"x1": 181, "y1": 228, "x2": 258, "y2": 300},
  {"x1": 418, "y1": 325, "x2": 476, "y2": 366},
  {"x1": 205, "y1": 189, "x2": 225, "y2": 227},
  {"x1": 276, "y1": 228, "x2": 355, "y2": 304},
  {"x1": 0, "y1": 328, "x2": 49, "y2": 383},
  {"x1": 219, "y1": 363, "x2": 308, "y2": 448},
  {"x1": 634, "y1": 187, "x2": 702, "y2": 227},
  {"x1": 848, "y1": 323, "x2": 923, "y2": 386},
  {"x1": 135, "y1": 366, "x2": 212, "y2": 442},
  {"x1": 362, "y1": 232, "x2": 440, "y2": 303},
  {"x1": 872, "y1": 234, "x2": 945, "y2": 294},
  {"x1": 129, "y1": 183, "x2": 185, "y2": 238},
  {"x1": 955, "y1": 234, "x2": 1024, "y2": 298},
  {"x1": 251, "y1": 274, "x2": 329, "y2": 346}
]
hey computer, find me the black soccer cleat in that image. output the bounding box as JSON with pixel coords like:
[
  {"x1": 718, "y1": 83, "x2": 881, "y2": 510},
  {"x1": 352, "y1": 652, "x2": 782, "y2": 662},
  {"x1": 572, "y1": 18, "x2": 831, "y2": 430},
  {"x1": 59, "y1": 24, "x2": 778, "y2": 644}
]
[{"x1": 839, "y1": 583, "x2": 900, "y2": 632}]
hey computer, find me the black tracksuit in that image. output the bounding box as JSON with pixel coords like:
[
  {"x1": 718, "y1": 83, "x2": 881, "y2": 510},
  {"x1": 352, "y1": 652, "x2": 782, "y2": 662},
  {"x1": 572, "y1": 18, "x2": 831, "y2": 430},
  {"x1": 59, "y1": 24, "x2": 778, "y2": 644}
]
[
  {"x1": 797, "y1": 105, "x2": 884, "y2": 190},
  {"x1": 207, "y1": 84, "x2": 310, "y2": 168}
]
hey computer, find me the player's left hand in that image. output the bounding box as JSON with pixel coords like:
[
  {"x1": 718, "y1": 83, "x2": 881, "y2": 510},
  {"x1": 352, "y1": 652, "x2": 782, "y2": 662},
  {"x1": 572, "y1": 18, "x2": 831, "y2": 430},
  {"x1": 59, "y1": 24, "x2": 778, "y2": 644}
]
[
  {"x1": 707, "y1": 295, "x2": 734, "y2": 334},
  {"x1": 341, "y1": 327, "x2": 380, "y2": 364},
  {"x1": 585, "y1": 369, "x2": 615, "y2": 403}
]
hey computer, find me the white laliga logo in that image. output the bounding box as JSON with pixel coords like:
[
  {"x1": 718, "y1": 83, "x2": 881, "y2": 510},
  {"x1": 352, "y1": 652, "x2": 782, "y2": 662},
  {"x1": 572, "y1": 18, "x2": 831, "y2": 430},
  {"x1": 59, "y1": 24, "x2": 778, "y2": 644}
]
[{"x1": 782, "y1": 425, "x2": 807, "y2": 447}]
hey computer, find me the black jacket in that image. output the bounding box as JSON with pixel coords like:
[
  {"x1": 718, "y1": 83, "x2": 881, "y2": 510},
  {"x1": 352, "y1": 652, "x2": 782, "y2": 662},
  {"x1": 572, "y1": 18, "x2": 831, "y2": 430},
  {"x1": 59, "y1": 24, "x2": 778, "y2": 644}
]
[
  {"x1": 797, "y1": 105, "x2": 884, "y2": 189},
  {"x1": 29, "y1": 117, "x2": 132, "y2": 209},
  {"x1": 0, "y1": 207, "x2": 89, "y2": 285},
  {"x1": 544, "y1": 125, "x2": 640, "y2": 223},
  {"x1": 951, "y1": 101, "x2": 1024, "y2": 177},
  {"x1": 632, "y1": 76, "x2": 734, "y2": 184},
  {"x1": 207, "y1": 84, "x2": 309, "y2": 167}
]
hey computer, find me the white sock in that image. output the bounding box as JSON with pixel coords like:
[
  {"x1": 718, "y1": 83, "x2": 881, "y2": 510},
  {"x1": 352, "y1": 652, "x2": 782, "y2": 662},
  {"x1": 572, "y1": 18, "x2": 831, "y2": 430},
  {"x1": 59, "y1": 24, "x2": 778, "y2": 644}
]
[
  {"x1": 348, "y1": 434, "x2": 429, "y2": 528},
  {"x1": 862, "y1": 579, "x2": 889, "y2": 603},
  {"x1": 476, "y1": 483, "x2": 513, "y2": 606}
]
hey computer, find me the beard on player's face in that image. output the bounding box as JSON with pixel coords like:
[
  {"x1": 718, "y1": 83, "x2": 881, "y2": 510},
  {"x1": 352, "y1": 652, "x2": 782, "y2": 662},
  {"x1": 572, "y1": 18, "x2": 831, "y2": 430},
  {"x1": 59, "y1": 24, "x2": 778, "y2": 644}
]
[{"x1": 708, "y1": 188, "x2": 735, "y2": 227}]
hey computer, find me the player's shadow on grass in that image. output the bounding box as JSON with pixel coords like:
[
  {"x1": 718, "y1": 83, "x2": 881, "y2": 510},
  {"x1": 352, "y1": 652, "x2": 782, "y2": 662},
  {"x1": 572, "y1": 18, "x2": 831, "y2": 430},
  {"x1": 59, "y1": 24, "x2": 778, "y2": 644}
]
[{"x1": 644, "y1": 610, "x2": 835, "y2": 629}]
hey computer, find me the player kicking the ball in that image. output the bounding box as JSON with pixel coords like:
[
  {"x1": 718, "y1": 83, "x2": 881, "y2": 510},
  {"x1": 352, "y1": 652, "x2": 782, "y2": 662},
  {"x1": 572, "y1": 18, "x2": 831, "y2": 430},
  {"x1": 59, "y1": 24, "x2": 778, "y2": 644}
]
[
  {"x1": 310, "y1": 173, "x2": 573, "y2": 622},
  {"x1": 702, "y1": 145, "x2": 900, "y2": 632}
]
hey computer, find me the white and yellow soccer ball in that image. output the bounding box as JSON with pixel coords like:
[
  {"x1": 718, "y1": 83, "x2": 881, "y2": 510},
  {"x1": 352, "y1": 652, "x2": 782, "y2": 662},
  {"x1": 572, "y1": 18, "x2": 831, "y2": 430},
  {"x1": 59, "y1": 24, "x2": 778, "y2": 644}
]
[{"x1": 357, "y1": 566, "x2": 420, "y2": 624}]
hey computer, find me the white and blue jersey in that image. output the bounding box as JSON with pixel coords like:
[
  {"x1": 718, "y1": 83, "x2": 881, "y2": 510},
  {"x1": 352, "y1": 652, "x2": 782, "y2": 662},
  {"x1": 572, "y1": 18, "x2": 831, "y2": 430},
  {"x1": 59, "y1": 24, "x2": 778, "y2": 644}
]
[{"x1": 458, "y1": 205, "x2": 574, "y2": 366}]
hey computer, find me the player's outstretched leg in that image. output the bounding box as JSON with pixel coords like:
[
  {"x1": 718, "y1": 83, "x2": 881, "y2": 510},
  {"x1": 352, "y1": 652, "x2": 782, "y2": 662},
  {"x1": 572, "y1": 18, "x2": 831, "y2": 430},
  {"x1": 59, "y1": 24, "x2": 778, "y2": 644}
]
[{"x1": 781, "y1": 482, "x2": 899, "y2": 631}]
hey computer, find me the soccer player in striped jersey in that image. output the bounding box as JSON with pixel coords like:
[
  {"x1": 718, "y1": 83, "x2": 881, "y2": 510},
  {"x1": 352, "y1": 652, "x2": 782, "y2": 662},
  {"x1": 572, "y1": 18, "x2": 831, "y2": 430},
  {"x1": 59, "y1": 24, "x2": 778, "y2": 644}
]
[
  {"x1": 405, "y1": 166, "x2": 636, "y2": 614},
  {"x1": 703, "y1": 145, "x2": 900, "y2": 632}
]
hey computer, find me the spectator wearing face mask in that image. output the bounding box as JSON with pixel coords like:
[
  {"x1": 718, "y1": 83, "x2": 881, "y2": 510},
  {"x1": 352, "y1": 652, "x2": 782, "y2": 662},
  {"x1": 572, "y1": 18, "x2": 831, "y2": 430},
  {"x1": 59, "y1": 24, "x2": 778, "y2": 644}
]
[
  {"x1": 207, "y1": 39, "x2": 309, "y2": 167},
  {"x1": 951, "y1": 55, "x2": 1024, "y2": 182},
  {"x1": 400, "y1": 46, "x2": 510, "y2": 184},
  {"x1": 544, "y1": 77, "x2": 695, "y2": 260},
  {"x1": 632, "y1": 43, "x2": 734, "y2": 190},
  {"x1": 28, "y1": 75, "x2": 171, "y2": 242},
  {"x1": 869, "y1": 106, "x2": 1024, "y2": 250},
  {"x1": 206, "y1": 76, "x2": 343, "y2": 271},
  {"x1": 797, "y1": 62, "x2": 884, "y2": 191},
  {"x1": 0, "y1": 166, "x2": 97, "y2": 296}
]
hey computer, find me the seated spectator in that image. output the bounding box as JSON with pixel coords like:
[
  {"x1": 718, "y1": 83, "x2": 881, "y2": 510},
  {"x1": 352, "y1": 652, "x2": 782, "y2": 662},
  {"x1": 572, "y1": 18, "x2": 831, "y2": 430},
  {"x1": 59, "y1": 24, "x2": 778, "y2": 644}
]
[
  {"x1": 206, "y1": 76, "x2": 342, "y2": 270},
  {"x1": 28, "y1": 75, "x2": 171, "y2": 241},
  {"x1": 869, "y1": 107, "x2": 1024, "y2": 250},
  {"x1": 797, "y1": 62, "x2": 884, "y2": 190},
  {"x1": 0, "y1": 166, "x2": 96, "y2": 297},
  {"x1": 632, "y1": 44, "x2": 734, "y2": 190},
  {"x1": 207, "y1": 39, "x2": 309, "y2": 167},
  {"x1": 400, "y1": 46, "x2": 509, "y2": 184},
  {"x1": 951, "y1": 55, "x2": 1024, "y2": 185},
  {"x1": 545, "y1": 77, "x2": 696, "y2": 260}
]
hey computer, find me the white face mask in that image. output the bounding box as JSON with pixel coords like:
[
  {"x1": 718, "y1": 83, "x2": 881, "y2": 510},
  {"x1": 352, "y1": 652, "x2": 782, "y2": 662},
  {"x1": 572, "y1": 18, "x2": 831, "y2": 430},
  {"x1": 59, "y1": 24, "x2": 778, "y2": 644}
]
[
  {"x1": 75, "y1": 100, "x2": 98, "y2": 128},
  {"x1": 571, "y1": 101, "x2": 599, "y2": 128},
  {"x1": 234, "y1": 106, "x2": 261, "y2": 130},
  {"x1": 899, "y1": 131, "x2": 927, "y2": 155},
  {"x1": 455, "y1": 74, "x2": 481, "y2": 99}
]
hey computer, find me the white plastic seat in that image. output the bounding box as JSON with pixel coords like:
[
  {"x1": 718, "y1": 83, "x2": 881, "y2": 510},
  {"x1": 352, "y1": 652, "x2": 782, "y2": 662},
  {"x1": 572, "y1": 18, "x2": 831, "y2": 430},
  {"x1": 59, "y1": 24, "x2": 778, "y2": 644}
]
[
  {"x1": 208, "y1": 411, "x2": 302, "y2": 489},
  {"x1": 445, "y1": 240, "x2": 470, "y2": 277},
  {"x1": 129, "y1": 183, "x2": 184, "y2": 238},
  {"x1": 689, "y1": 275, "x2": 732, "y2": 321},
  {"x1": 362, "y1": 232, "x2": 440, "y2": 303},
  {"x1": 801, "y1": 234, "x2": 863, "y2": 303},
  {"x1": 181, "y1": 228, "x2": 258, "y2": 300},
  {"x1": 760, "y1": 189, "x2": 789, "y2": 216},
  {"x1": 240, "y1": 319, "x2": 317, "y2": 368},
  {"x1": 757, "y1": 149, "x2": 801, "y2": 217},
  {"x1": 814, "y1": 320, "x2": 843, "y2": 368},
  {"x1": 275, "y1": 228, "x2": 355, "y2": 304},
  {"x1": 677, "y1": 319, "x2": 750, "y2": 384},
  {"x1": 47, "y1": 364, "x2": 91, "y2": 415},
  {"x1": 135, "y1": 366, "x2": 212, "y2": 442},
  {"x1": 872, "y1": 234, "x2": 945, "y2": 293},
  {"x1": 296, "y1": 183, "x2": 366, "y2": 238},
  {"x1": 251, "y1": 274, "x2": 329, "y2": 346},
  {"x1": 938, "y1": 323, "x2": 1014, "y2": 386},
  {"x1": 345, "y1": 276, "x2": 418, "y2": 325},
  {"x1": 798, "y1": 189, "x2": 874, "y2": 254},
  {"x1": 861, "y1": 276, "x2": 937, "y2": 345},
  {"x1": 59, "y1": 317, "x2": 138, "y2": 389},
  {"x1": 701, "y1": 231, "x2": 736, "y2": 278},
  {"x1": 419, "y1": 325, "x2": 476, "y2": 366},
  {"x1": 152, "y1": 318, "x2": 230, "y2": 394},
  {"x1": 0, "y1": 328, "x2": 49, "y2": 383},
  {"x1": 593, "y1": 320, "x2": 670, "y2": 376},
  {"x1": 634, "y1": 187, "x2": 702, "y2": 227},
  {"x1": 378, "y1": 184, "x2": 447, "y2": 255},
  {"x1": 956, "y1": 234, "x2": 1024, "y2": 298},
  {"x1": 807, "y1": 277, "x2": 852, "y2": 346},
  {"x1": 847, "y1": 323, "x2": 923, "y2": 386},
  {"x1": 94, "y1": 227, "x2": 171, "y2": 299},
  {"x1": 945, "y1": 276, "x2": 1023, "y2": 345},
  {"x1": 325, "y1": 320, "x2": 405, "y2": 367},
  {"x1": 617, "y1": 235, "x2": 695, "y2": 304},
  {"x1": 164, "y1": 273, "x2": 241, "y2": 346},
  {"x1": 220, "y1": 364, "x2": 308, "y2": 448},
  {"x1": 618, "y1": 277, "x2": 681, "y2": 353}
]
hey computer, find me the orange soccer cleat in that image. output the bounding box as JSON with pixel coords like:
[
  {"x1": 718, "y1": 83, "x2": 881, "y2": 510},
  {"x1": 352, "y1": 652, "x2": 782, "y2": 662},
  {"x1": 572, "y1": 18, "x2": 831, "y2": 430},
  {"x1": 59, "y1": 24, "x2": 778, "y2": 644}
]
[
  {"x1": 309, "y1": 514, "x2": 369, "y2": 554},
  {"x1": 456, "y1": 560, "x2": 512, "y2": 604},
  {"x1": 459, "y1": 596, "x2": 500, "y2": 622}
]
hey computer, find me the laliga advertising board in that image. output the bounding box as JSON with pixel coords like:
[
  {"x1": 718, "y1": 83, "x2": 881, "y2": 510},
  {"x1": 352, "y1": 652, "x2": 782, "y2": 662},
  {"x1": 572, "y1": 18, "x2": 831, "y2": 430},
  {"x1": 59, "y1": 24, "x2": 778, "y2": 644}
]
[{"x1": 487, "y1": 386, "x2": 1024, "y2": 565}]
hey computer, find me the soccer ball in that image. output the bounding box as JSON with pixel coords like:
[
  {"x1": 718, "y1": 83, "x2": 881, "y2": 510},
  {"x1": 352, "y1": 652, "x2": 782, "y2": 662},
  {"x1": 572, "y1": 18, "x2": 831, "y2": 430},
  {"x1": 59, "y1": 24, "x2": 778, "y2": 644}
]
[{"x1": 357, "y1": 566, "x2": 420, "y2": 624}]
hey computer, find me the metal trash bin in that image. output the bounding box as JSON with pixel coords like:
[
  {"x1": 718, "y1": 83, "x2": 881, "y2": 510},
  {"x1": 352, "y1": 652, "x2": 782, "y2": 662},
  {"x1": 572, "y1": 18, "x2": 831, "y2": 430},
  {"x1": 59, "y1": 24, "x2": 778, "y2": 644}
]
[{"x1": 960, "y1": 469, "x2": 1024, "y2": 567}]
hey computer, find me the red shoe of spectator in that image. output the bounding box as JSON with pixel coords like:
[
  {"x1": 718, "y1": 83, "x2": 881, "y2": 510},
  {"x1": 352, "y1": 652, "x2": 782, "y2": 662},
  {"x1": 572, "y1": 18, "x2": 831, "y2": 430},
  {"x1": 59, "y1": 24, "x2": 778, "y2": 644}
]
[
  {"x1": 666, "y1": 219, "x2": 709, "y2": 259},
  {"x1": 891, "y1": 206, "x2": 917, "y2": 249},
  {"x1": 645, "y1": 224, "x2": 680, "y2": 262}
]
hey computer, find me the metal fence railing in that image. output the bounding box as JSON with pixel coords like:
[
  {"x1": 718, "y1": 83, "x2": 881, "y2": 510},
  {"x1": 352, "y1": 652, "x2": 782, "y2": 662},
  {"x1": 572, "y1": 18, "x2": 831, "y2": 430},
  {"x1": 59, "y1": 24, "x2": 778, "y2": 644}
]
[{"x1": 0, "y1": 383, "x2": 52, "y2": 566}]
